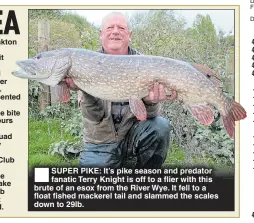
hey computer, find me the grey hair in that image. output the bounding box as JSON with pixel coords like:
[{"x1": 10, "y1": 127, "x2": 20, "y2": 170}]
[{"x1": 100, "y1": 11, "x2": 132, "y2": 32}]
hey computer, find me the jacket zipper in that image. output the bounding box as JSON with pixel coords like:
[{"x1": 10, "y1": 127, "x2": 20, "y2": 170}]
[
  {"x1": 110, "y1": 102, "x2": 130, "y2": 143},
  {"x1": 109, "y1": 102, "x2": 119, "y2": 142}
]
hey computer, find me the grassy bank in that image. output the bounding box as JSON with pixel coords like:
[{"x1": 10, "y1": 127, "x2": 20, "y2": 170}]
[{"x1": 29, "y1": 118, "x2": 234, "y2": 173}]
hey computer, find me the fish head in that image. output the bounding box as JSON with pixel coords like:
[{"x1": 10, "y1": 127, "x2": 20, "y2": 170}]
[{"x1": 12, "y1": 49, "x2": 71, "y2": 86}]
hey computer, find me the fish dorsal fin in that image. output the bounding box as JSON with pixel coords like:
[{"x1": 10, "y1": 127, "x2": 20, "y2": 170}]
[
  {"x1": 187, "y1": 104, "x2": 214, "y2": 126},
  {"x1": 191, "y1": 63, "x2": 222, "y2": 87}
]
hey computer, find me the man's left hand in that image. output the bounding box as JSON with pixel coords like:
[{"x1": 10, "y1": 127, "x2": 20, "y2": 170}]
[{"x1": 143, "y1": 82, "x2": 177, "y2": 104}]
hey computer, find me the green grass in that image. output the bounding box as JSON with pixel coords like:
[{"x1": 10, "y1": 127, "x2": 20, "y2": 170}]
[
  {"x1": 29, "y1": 118, "x2": 77, "y2": 154},
  {"x1": 29, "y1": 153, "x2": 78, "y2": 166},
  {"x1": 164, "y1": 143, "x2": 186, "y2": 166},
  {"x1": 163, "y1": 142, "x2": 234, "y2": 173},
  {"x1": 29, "y1": 118, "x2": 79, "y2": 171},
  {"x1": 28, "y1": 153, "x2": 79, "y2": 174}
]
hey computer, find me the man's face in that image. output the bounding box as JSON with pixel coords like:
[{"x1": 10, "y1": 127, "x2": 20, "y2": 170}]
[{"x1": 100, "y1": 14, "x2": 132, "y2": 55}]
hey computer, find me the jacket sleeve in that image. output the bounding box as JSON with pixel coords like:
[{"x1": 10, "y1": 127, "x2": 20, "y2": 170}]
[
  {"x1": 78, "y1": 90, "x2": 105, "y2": 123},
  {"x1": 142, "y1": 99, "x2": 161, "y2": 118}
]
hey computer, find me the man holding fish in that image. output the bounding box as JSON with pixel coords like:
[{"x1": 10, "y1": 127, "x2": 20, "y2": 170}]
[
  {"x1": 12, "y1": 12, "x2": 246, "y2": 168},
  {"x1": 76, "y1": 12, "x2": 172, "y2": 168}
]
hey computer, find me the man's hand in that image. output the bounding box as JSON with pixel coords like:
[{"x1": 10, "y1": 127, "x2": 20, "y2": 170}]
[{"x1": 143, "y1": 82, "x2": 177, "y2": 104}]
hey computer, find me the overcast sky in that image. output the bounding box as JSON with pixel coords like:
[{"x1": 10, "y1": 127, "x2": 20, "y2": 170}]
[{"x1": 70, "y1": 9, "x2": 234, "y2": 35}]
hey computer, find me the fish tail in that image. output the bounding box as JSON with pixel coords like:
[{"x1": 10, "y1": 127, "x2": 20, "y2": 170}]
[{"x1": 222, "y1": 98, "x2": 246, "y2": 138}]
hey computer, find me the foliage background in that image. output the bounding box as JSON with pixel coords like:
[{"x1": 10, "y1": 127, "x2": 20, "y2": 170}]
[{"x1": 28, "y1": 10, "x2": 235, "y2": 172}]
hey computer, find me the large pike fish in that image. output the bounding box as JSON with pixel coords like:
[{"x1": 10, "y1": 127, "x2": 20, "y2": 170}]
[{"x1": 12, "y1": 48, "x2": 246, "y2": 138}]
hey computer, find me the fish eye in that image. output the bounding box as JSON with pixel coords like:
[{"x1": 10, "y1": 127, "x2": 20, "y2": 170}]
[{"x1": 33, "y1": 54, "x2": 41, "y2": 59}]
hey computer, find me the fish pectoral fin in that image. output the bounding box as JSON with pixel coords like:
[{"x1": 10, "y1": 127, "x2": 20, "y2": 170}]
[
  {"x1": 187, "y1": 104, "x2": 214, "y2": 126},
  {"x1": 129, "y1": 96, "x2": 147, "y2": 121},
  {"x1": 55, "y1": 81, "x2": 70, "y2": 103}
]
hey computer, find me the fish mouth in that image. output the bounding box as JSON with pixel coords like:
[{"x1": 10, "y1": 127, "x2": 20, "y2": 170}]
[{"x1": 12, "y1": 60, "x2": 46, "y2": 79}]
